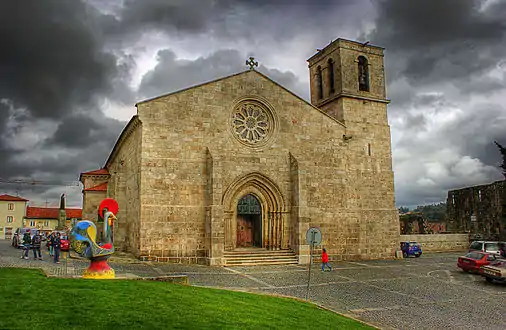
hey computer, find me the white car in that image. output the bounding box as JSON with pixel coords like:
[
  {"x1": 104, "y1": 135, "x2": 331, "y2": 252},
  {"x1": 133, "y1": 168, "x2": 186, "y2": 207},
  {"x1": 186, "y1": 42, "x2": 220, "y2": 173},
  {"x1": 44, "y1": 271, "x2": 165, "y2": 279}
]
[{"x1": 469, "y1": 241, "x2": 504, "y2": 256}]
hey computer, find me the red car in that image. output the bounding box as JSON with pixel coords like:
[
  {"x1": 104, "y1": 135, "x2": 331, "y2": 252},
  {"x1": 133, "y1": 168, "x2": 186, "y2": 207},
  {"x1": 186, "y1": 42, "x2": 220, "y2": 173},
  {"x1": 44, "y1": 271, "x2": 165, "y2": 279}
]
[
  {"x1": 46, "y1": 231, "x2": 70, "y2": 251},
  {"x1": 60, "y1": 234, "x2": 70, "y2": 251},
  {"x1": 457, "y1": 252, "x2": 499, "y2": 273}
]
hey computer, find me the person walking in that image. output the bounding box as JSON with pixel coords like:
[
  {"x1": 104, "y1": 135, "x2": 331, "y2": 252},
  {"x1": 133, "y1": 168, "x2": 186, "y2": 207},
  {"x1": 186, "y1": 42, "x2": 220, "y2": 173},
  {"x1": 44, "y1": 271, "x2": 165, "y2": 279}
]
[
  {"x1": 52, "y1": 232, "x2": 61, "y2": 264},
  {"x1": 32, "y1": 231, "x2": 43, "y2": 260},
  {"x1": 321, "y1": 248, "x2": 332, "y2": 272},
  {"x1": 20, "y1": 230, "x2": 32, "y2": 260},
  {"x1": 48, "y1": 232, "x2": 54, "y2": 257}
]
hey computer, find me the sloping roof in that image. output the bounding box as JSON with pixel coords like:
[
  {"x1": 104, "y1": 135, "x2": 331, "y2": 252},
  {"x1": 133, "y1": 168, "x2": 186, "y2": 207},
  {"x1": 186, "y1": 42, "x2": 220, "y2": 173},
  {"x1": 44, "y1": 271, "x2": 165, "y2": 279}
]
[
  {"x1": 84, "y1": 182, "x2": 108, "y2": 192},
  {"x1": 81, "y1": 168, "x2": 109, "y2": 176},
  {"x1": 0, "y1": 194, "x2": 28, "y2": 202},
  {"x1": 26, "y1": 207, "x2": 82, "y2": 219},
  {"x1": 79, "y1": 168, "x2": 110, "y2": 183},
  {"x1": 105, "y1": 69, "x2": 347, "y2": 170},
  {"x1": 135, "y1": 69, "x2": 345, "y2": 128}
]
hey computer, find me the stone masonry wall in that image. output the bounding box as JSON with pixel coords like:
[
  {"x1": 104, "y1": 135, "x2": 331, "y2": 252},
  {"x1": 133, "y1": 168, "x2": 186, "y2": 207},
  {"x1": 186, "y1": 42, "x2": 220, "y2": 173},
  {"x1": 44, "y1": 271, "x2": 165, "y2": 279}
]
[
  {"x1": 107, "y1": 119, "x2": 142, "y2": 255},
  {"x1": 400, "y1": 234, "x2": 468, "y2": 252},
  {"x1": 81, "y1": 175, "x2": 109, "y2": 221},
  {"x1": 82, "y1": 191, "x2": 106, "y2": 221},
  {"x1": 135, "y1": 69, "x2": 398, "y2": 264},
  {"x1": 447, "y1": 180, "x2": 505, "y2": 241}
]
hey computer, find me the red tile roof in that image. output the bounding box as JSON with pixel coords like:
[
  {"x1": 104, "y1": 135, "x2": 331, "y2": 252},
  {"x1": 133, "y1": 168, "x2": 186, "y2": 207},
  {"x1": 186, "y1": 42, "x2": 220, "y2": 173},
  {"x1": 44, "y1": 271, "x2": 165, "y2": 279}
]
[
  {"x1": 79, "y1": 168, "x2": 110, "y2": 183},
  {"x1": 81, "y1": 168, "x2": 109, "y2": 176},
  {"x1": 84, "y1": 182, "x2": 108, "y2": 192},
  {"x1": 26, "y1": 207, "x2": 82, "y2": 219},
  {"x1": 0, "y1": 194, "x2": 28, "y2": 202}
]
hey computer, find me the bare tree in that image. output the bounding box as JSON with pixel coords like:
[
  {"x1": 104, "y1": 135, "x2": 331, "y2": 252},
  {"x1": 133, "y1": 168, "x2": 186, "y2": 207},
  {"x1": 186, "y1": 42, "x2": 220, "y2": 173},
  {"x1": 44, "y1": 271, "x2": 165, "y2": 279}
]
[{"x1": 494, "y1": 141, "x2": 506, "y2": 179}]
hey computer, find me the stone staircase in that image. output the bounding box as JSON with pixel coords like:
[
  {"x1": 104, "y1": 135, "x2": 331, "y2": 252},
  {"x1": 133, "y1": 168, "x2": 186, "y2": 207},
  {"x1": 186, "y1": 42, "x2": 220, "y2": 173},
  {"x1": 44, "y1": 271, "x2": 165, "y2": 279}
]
[{"x1": 223, "y1": 248, "x2": 298, "y2": 266}]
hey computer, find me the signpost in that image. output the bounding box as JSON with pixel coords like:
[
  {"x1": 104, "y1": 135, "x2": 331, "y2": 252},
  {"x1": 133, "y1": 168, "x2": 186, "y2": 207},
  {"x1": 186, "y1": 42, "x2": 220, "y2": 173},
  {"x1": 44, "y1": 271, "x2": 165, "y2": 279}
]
[{"x1": 305, "y1": 227, "x2": 322, "y2": 301}]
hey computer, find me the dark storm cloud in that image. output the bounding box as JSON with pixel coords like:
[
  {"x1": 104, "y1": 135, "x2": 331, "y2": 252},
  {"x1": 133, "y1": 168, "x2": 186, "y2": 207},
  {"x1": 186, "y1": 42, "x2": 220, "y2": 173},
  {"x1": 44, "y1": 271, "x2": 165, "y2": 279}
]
[
  {"x1": 45, "y1": 113, "x2": 125, "y2": 149},
  {"x1": 0, "y1": 0, "x2": 123, "y2": 120},
  {"x1": 104, "y1": 0, "x2": 362, "y2": 43},
  {"x1": 0, "y1": 0, "x2": 132, "y2": 206},
  {"x1": 139, "y1": 49, "x2": 308, "y2": 101},
  {"x1": 370, "y1": 0, "x2": 506, "y2": 85}
]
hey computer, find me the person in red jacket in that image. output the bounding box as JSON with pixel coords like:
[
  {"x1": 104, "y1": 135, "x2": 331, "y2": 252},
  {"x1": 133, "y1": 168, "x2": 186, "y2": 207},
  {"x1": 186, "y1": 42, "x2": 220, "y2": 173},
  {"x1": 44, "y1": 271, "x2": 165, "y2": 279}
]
[{"x1": 321, "y1": 248, "x2": 332, "y2": 272}]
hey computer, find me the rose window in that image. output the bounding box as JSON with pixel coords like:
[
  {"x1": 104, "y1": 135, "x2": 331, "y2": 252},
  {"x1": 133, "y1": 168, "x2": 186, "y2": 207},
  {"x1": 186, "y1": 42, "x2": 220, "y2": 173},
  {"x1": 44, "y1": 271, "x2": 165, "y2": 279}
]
[{"x1": 232, "y1": 102, "x2": 271, "y2": 144}]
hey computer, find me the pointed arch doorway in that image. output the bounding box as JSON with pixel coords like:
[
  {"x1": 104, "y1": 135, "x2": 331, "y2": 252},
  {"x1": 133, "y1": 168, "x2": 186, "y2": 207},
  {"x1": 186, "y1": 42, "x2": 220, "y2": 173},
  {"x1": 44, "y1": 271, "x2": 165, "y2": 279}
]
[
  {"x1": 236, "y1": 194, "x2": 262, "y2": 247},
  {"x1": 222, "y1": 172, "x2": 288, "y2": 251}
]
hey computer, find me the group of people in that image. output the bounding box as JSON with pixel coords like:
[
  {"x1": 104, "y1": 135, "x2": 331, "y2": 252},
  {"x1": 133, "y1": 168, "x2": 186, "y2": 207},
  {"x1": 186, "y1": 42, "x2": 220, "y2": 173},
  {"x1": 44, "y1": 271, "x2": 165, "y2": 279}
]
[{"x1": 20, "y1": 230, "x2": 63, "y2": 264}]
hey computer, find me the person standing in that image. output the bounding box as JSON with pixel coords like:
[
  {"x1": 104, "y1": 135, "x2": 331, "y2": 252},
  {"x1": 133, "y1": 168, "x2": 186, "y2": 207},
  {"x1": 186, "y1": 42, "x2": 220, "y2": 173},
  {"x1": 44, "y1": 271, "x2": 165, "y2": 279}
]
[
  {"x1": 20, "y1": 230, "x2": 32, "y2": 260},
  {"x1": 52, "y1": 232, "x2": 61, "y2": 264},
  {"x1": 48, "y1": 232, "x2": 54, "y2": 257},
  {"x1": 32, "y1": 231, "x2": 43, "y2": 260},
  {"x1": 321, "y1": 248, "x2": 332, "y2": 272}
]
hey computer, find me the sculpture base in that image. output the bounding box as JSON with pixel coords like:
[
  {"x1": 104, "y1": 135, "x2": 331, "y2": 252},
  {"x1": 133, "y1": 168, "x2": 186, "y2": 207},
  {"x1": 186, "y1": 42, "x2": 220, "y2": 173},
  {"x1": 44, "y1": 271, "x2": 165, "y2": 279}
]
[{"x1": 82, "y1": 257, "x2": 115, "y2": 279}]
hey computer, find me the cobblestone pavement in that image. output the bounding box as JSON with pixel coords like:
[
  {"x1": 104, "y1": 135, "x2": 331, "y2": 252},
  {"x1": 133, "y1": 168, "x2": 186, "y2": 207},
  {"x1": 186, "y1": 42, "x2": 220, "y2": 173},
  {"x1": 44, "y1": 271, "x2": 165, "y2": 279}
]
[{"x1": 1, "y1": 240, "x2": 505, "y2": 329}]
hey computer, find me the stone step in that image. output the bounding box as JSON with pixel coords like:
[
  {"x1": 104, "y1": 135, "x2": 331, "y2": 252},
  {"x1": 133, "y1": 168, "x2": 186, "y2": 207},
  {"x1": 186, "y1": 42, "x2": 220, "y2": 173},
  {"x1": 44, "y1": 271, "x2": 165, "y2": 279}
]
[
  {"x1": 225, "y1": 260, "x2": 298, "y2": 266},
  {"x1": 225, "y1": 255, "x2": 297, "y2": 260},
  {"x1": 224, "y1": 249, "x2": 294, "y2": 255},
  {"x1": 223, "y1": 248, "x2": 298, "y2": 266}
]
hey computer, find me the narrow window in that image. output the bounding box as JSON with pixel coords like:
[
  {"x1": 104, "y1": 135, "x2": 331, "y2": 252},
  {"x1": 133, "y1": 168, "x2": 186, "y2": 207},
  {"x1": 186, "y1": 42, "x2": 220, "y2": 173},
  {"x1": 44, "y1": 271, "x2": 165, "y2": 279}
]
[
  {"x1": 358, "y1": 56, "x2": 369, "y2": 91},
  {"x1": 316, "y1": 66, "x2": 323, "y2": 100},
  {"x1": 44, "y1": 220, "x2": 49, "y2": 227},
  {"x1": 478, "y1": 190, "x2": 482, "y2": 202},
  {"x1": 8, "y1": 203, "x2": 14, "y2": 210},
  {"x1": 328, "y1": 59, "x2": 335, "y2": 94},
  {"x1": 6, "y1": 216, "x2": 13, "y2": 223},
  {"x1": 368, "y1": 143, "x2": 372, "y2": 156},
  {"x1": 30, "y1": 220, "x2": 35, "y2": 227}
]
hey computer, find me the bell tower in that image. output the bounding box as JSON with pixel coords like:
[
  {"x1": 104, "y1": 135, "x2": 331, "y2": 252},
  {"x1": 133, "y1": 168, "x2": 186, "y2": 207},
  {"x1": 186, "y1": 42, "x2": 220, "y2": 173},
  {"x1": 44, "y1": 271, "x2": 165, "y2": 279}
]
[{"x1": 307, "y1": 39, "x2": 389, "y2": 126}]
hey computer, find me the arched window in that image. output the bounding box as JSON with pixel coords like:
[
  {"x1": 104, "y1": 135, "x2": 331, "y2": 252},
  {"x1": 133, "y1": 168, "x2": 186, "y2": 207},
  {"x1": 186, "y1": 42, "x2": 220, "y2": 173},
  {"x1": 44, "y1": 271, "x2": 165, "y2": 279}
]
[
  {"x1": 358, "y1": 56, "x2": 369, "y2": 91},
  {"x1": 316, "y1": 66, "x2": 323, "y2": 100},
  {"x1": 328, "y1": 59, "x2": 335, "y2": 94}
]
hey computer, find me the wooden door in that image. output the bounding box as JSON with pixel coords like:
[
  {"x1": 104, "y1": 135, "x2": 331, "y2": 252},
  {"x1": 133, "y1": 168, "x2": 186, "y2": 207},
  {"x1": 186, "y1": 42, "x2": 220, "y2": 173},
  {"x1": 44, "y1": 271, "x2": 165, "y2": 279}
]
[{"x1": 237, "y1": 215, "x2": 253, "y2": 247}]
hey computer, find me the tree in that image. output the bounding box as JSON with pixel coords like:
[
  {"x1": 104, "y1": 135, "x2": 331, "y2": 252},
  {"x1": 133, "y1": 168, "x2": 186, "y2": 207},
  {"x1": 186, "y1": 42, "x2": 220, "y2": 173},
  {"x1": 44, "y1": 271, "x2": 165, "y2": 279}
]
[{"x1": 495, "y1": 141, "x2": 506, "y2": 179}]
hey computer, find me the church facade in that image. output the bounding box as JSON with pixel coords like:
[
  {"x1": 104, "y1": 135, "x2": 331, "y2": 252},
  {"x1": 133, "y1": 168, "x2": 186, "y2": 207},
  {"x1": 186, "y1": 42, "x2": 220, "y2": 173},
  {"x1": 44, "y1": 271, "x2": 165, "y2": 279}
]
[{"x1": 81, "y1": 38, "x2": 399, "y2": 265}]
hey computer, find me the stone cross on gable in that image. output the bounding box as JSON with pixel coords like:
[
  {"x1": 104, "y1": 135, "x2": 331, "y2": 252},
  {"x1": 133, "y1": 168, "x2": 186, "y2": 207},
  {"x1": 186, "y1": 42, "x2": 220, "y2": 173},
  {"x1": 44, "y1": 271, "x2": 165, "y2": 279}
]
[{"x1": 246, "y1": 57, "x2": 258, "y2": 70}]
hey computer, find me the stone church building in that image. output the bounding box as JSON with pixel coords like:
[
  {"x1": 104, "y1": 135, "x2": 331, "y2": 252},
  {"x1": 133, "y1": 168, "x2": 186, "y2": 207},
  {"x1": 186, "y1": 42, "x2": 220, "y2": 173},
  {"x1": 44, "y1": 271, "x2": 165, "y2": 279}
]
[{"x1": 80, "y1": 38, "x2": 399, "y2": 265}]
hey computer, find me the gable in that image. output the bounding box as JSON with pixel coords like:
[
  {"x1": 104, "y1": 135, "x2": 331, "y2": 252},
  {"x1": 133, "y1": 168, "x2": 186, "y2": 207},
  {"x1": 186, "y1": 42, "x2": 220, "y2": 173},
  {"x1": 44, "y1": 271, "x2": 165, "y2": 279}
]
[{"x1": 136, "y1": 69, "x2": 346, "y2": 129}]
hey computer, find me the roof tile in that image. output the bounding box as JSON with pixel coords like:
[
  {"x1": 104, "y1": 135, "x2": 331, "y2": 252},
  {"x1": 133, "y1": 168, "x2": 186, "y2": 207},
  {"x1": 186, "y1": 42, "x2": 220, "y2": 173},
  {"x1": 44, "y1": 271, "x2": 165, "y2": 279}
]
[{"x1": 0, "y1": 194, "x2": 29, "y2": 202}]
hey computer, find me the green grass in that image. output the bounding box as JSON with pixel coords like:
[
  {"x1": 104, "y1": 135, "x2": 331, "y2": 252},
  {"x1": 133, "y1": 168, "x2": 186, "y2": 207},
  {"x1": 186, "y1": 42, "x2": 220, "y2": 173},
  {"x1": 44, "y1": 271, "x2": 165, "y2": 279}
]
[{"x1": 0, "y1": 268, "x2": 373, "y2": 330}]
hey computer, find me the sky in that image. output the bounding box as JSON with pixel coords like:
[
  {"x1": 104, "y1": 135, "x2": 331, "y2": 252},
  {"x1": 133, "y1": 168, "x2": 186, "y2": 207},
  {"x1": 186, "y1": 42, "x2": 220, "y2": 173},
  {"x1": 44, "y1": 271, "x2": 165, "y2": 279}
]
[{"x1": 0, "y1": 0, "x2": 505, "y2": 209}]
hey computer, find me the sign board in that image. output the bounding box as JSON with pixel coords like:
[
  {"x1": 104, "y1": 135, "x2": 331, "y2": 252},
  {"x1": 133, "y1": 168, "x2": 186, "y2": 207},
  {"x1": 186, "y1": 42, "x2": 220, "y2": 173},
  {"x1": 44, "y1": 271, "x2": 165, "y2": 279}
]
[
  {"x1": 305, "y1": 227, "x2": 322, "y2": 246},
  {"x1": 470, "y1": 215, "x2": 477, "y2": 223}
]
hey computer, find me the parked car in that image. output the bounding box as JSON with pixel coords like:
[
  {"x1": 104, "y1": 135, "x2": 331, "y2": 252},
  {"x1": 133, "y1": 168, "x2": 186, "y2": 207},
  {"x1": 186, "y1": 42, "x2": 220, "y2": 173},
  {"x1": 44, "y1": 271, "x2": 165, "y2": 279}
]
[
  {"x1": 400, "y1": 241, "x2": 422, "y2": 258},
  {"x1": 11, "y1": 228, "x2": 36, "y2": 249},
  {"x1": 481, "y1": 260, "x2": 506, "y2": 284},
  {"x1": 60, "y1": 234, "x2": 70, "y2": 251},
  {"x1": 469, "y1": 241, "x2": 503, "y2": 256},
  {"x1": 457, "y1": 252, "x2": 499, "y2": 273}
]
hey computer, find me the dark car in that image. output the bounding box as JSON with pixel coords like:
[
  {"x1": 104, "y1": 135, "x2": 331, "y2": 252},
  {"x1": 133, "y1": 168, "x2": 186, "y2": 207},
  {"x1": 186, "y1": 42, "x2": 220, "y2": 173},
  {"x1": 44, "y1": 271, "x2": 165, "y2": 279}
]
[{"x1": 400, "y1": 241, "x2": 422, "y2": 258}]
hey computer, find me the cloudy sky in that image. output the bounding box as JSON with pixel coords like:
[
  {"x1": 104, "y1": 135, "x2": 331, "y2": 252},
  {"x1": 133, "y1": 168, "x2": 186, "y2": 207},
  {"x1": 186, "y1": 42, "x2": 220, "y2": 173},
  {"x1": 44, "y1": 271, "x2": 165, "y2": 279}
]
[{"x1": 1, "y1": 0, "x2": 505, "y2": 209}]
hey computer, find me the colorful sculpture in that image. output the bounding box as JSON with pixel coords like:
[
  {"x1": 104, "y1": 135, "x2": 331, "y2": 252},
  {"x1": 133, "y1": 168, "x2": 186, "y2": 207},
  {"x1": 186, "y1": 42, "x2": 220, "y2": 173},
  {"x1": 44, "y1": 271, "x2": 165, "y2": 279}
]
[{"x1": 70, "y1": 198, "x2": 118, "y2": 279}]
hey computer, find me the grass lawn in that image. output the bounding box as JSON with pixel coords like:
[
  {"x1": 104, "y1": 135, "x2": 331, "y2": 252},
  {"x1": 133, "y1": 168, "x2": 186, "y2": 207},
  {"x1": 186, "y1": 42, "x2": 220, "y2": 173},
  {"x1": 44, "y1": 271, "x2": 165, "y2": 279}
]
[{"x1": 0, "y1": 268, "x2": 374, "y2": 330}]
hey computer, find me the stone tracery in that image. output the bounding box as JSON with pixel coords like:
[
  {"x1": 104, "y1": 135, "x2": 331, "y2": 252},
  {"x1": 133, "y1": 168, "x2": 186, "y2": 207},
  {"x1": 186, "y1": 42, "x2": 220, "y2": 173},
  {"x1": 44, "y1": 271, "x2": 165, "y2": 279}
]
[{"x1": 232, "y1": 101, "x2": 271, "y2": 145}]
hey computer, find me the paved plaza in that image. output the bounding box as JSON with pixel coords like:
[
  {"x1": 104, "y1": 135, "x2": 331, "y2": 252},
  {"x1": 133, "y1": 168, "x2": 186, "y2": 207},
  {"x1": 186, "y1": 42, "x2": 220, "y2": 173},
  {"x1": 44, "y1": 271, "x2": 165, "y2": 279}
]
[{"x1": 1, "y1": 240, "x2": 505, "y2": 330}]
